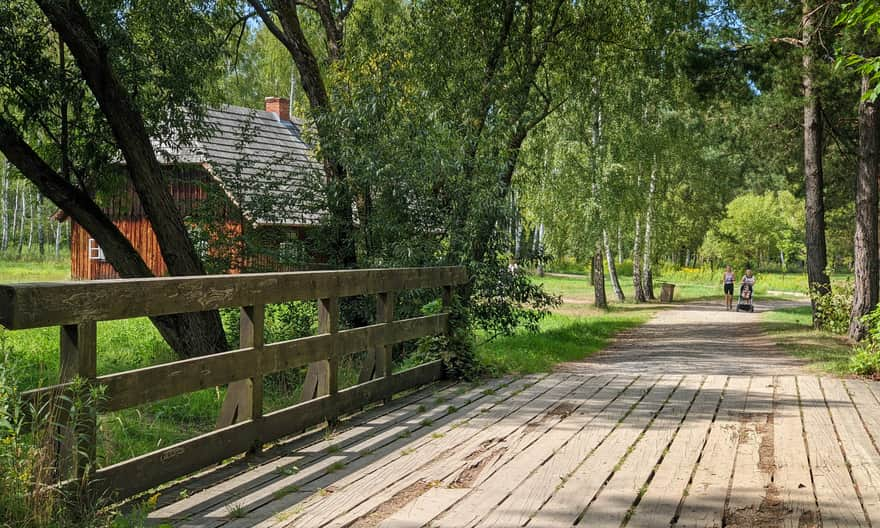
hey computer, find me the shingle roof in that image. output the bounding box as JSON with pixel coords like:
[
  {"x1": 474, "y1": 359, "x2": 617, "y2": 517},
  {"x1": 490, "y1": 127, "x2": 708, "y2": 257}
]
[{"x1": 157, "y1": 105, "x2": 323, "y2": 226}]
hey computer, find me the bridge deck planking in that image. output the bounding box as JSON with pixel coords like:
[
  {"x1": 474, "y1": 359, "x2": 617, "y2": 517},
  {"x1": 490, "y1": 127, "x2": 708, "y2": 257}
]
[{"x1": 143, "y1": 374, "x2": 880, "y2": 528}]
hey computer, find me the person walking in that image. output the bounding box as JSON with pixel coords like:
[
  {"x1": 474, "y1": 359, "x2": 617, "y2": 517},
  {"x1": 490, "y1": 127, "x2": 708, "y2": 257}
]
[{"x1": 722, "y1": 265, "x2": 735, "y2": 310}]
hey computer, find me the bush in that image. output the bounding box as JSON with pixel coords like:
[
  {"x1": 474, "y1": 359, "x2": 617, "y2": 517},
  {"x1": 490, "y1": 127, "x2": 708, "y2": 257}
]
[
  {"x1": 813, "y1": 280, "x2": 854, "y2": 335},
  {"x1": 0, "y1": 334, "x2": 107, "y2": 527},
  {"x1": 221, "y1": 301, "x2": 317, "y2": 347},
  {"x1": 850, "y1": 342, "x2": 880, "y2": 378}
]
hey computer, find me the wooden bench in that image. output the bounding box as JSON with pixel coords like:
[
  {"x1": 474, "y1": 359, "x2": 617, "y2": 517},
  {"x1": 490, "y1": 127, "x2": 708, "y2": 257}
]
[{"x1": 0, "y1": 266, "x2": 467, "y2": 500}]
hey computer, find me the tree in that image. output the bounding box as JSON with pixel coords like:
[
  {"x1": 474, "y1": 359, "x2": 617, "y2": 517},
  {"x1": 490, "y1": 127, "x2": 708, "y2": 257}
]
[{"x1": 0, "y1": 0, "x2": 233, "y2": 357}]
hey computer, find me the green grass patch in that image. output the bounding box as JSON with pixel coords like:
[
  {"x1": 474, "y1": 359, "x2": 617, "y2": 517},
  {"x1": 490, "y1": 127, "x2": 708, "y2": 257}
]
[
  {"x1": 762, "y1": 306, "x2": 855, "y2": 375},
  {"x1": 0, "y1": 258, "x2": 70, "y2": 282},
  {"x1": 477, "y1": 310, "x2": 650, "y2": 375}
]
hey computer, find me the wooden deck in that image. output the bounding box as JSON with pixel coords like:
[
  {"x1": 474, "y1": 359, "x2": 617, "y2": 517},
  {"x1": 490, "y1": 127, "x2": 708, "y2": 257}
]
[{"x1": 147, "y1": 372, "x2": 880, "y2": 527}]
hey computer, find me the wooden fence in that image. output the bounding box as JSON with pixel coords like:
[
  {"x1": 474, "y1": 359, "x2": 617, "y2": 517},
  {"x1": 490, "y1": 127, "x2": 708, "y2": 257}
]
[{"x1": 0, "y1": 266, "x2": 467, "y2": 500}]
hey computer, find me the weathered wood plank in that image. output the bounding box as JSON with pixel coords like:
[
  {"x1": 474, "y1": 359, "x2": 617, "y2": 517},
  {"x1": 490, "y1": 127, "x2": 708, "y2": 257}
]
[
  {"x1": 821, "y1": 377, "x2": 879, "y2": 524},
  {"x1": 845, "y1": 379, "x2": 880, "y2": 450},
  {"x1": 57, "y1": 321, "x2": 98, "y2": 479},
  {"x1": 626, "y1": 375, "x2": 727, "y2": 528},
  {"x1": 168, "y1": 377, "x2": 520, "y2": 524},
  {"x1": 0, "y1": 266, "x2": 467, "y2": 329},
  {"x1": 798, "y1": 376, "x2": 867, "y2": 527},
  {"x1": 217, "y1": 304, "x2": 265, "y2": 431},
  {"x1": 359, "y1": 292, "x2": 395, "y2": 384},
  {"x1": 148, "y1": 379, "x2": 471, "y2": 521},
  {"x1": 88, "y1": 361, "x2": 445, "y2": 500},
  {"x1": 576, "y1": 375, "x2": 703, "y2": 528},
  {"x1": 772, "y1": 376, "x2": 818, "y2": 528},
  {"x1": 187, "y1": 375, "x2": 550, "y2": 528},
  {"x1": 520, "y1": 375, "x2": 680, "y2": 528},
  {"x1": 675, "y1": 375, "x2": 751, "y2": 528},
  {"x1": 725, "y1": 376, "x2": 775, "y2": 523},
  {"x1": 24, "y1": 314, "x2": 448, "y2": 413},
  {"x1": 300, "y1": 297, "x2": 339, "y2": 402},
  {"x1": 429, "y1": 375, "x2": 625, "y2": 527},
  {"x1": 377, "y1": 488, "x2": 469, "y2": 528},
  {"x1": 284, "y1": 375, "x2": 575, "y2": 527}
]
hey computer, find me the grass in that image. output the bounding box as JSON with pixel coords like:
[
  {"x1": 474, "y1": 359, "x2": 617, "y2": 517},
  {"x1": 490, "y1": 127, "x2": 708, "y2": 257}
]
[
  {"x1": 477, "y1": 311, "x2": 650, "y2": 375},
  {"x1": 476, "y1": 273, "x2": 657, "y2": 375},
  {"x1": 761, "y1": 306, "x2": 855, "y2": 375},
  {"x1": 0, "y1": 258, "x2": 70, "y2": 282}
]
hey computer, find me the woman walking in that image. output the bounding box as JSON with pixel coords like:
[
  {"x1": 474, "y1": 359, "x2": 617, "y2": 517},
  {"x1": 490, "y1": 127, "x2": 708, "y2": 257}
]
[{"x1": 722, "y1": 265, "x2": 735, "y2": 310}]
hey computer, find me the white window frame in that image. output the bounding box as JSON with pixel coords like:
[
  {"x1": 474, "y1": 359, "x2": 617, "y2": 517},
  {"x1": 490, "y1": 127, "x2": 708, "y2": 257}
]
[{"x1": 88, "y1": 238, "x2": 106, "y2": 261}]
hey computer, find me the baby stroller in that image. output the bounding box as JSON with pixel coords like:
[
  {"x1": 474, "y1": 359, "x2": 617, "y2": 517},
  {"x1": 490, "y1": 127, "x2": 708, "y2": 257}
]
[{"x1": 736, "y1": 283, "x2": 755, "y2": 312}]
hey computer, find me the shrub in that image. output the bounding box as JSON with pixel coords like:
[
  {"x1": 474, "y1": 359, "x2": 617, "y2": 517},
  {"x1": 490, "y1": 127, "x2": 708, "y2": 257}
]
[
  {"x1": 0, "y1": 334, "x2": 107, "y2": 527},
  {"x1": 850, "y1": 342, "x2": 880, "y2": 378},
  {"x1": 812, "y1": 280, "x2": 854, "y2": 335}
]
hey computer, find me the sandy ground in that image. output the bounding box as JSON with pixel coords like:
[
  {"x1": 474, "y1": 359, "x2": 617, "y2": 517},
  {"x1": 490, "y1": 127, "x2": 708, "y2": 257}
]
[{"x1": 560, "y1": 298, "x2": 813, "y2": 376}]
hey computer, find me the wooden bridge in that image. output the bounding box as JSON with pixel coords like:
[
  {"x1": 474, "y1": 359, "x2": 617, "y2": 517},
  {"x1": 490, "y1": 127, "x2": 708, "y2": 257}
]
[{"x1": 3, "y1": 271, "x2": 880, "y2": 527}]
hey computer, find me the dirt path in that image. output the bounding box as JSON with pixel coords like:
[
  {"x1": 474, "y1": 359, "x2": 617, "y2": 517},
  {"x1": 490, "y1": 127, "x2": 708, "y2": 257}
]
[{"x1": 560, "y1": 298, "x2": 813, "y2": 376}]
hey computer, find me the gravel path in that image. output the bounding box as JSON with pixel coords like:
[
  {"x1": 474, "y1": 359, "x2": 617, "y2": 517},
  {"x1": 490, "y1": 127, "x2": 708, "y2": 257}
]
[{"x1": 560, "y1": 298, "x2": 813, "y2": 376}]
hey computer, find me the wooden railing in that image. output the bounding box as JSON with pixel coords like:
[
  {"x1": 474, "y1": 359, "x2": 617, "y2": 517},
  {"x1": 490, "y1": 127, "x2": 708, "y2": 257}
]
[{"x1": 0, "y1": 266, "x2": 467, "y2": 500}]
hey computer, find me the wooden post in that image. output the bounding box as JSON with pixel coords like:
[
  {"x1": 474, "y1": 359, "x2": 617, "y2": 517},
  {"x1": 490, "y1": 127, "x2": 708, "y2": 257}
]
[
  {"x1": 359, "y1": 291, "x2": 396, "y2": 383},
  {"x1": 300, "y1": 297, "x2": 339, "y2": 402},
  {"x1": 216, "y1": 304, "x2": 264, "y2": 442},
  {"x1": 442, "y1": 285, "x2": 453, "y2": 312},
  {"x1": 58, "y1": 321, "x2": 97, "y2": 480}
]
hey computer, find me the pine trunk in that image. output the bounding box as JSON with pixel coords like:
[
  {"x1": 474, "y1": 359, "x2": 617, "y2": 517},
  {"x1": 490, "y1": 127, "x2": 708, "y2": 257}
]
[
  {"x1": 849, "y1": 74, "x2": 880, "y2": 341},
  {"x1": 632, "y1": 215, "x2": 647, "y2": 302},
  {"x1": 803, "y1": 0, "x2": 831, "y2": 327},
  {"x1": 604, "y1": 228, "x2": 625, "y2": 301},
  {"x1": 592, "y1": 250, "x2": 607, "y2": 309}
]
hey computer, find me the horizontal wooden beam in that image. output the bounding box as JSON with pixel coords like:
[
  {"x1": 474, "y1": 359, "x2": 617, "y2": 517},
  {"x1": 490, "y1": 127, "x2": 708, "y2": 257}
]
[
  {"x1": 87, "y1": 360, "x2": 444, "y2": 500},
  {"x1": 23, "y1": 315, "x2": 448, "y2": 413},
  {"x1": 0, "y1": 267, "x2": 467, "y2": 329}
]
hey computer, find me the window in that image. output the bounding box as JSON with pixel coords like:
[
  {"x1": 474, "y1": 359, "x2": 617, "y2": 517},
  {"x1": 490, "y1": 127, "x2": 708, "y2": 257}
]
[{"x1": 88, "y1": 238, "x2": 106, "y2": 261}]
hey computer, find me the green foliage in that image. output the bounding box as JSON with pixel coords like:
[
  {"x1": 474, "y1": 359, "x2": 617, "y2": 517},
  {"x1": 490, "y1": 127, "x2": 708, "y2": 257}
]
[
  {"x1": 813, "y1": 280, "x2": 855, "y2": 334},
  {"x1": 700, "y1": 191, "x2": 804, "y2": 270},
  {"x1": 0, "y1": 336, "x2": 108, "y2": 527},
  {"x1": 476, "y1": 311, "x2": 650, "y2": 376},
  {"x1": 850, "y1": 341, "x2": 880, "y2": 377}
]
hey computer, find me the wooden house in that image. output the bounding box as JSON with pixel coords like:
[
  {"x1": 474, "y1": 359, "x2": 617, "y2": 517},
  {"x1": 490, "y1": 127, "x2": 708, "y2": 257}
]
[{"x1": 71, "y1": 97, "x2": 323, "y2": 280}]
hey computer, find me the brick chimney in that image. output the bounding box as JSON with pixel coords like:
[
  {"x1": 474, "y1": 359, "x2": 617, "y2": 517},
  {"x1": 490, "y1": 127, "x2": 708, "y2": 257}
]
[{"x1": 264, "y1": 97, "x2": 290, "y2": 122}]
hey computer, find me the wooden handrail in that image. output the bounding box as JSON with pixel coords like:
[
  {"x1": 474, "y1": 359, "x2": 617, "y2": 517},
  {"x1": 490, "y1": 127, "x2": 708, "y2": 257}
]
[
  {"x1": 1, "y1": 266, "x2": 467, "y2": 501},
  {"x1": 0, "y1": 266, "x2": 467, "y2": 329}
]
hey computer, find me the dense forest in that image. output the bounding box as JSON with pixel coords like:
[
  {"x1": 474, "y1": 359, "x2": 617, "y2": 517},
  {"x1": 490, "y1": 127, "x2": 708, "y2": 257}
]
[{"x1": 1, "y1": 0, "x2": 880, "y2": 350}]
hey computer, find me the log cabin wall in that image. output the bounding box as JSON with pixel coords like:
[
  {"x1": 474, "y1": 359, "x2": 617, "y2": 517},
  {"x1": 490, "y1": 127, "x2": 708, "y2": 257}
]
[{"x1": 71, "y1": 218, "x2": 169, "y2": 280}]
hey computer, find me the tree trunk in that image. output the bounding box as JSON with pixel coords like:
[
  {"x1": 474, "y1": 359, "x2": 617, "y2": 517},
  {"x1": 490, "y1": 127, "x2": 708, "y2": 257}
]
[
  {"x1": 617, "y1": 225, "x2": 623, "y2": 264},
  {"x1": 37, "y1": 193, "x2": 45, "y2": 256},
  {"x1": 604, "y1": 228, "x2": 625, "y2": 301},
  {"x1": 27, "y1": 190, "x2": 35, "y2": 251},
  {"x1": 849, "y1": 74, "x2": 880, "y2": 341},
  {"x1": 632, "y1": 215, "x2": 647, "y2": 302},
  {"x1": 248, "y1": 0, "x2": 357, "y2": 267},
  {"x1": 55, "y1": 220, "x2": 62, "y2": 258},
  {"x1": 803, "y1": 0, "x2": 831, "y2": 327},
  {"x1": 1, "y1": 159, "x2": 8, "y2": 252},
  {"x1": 643, "y1": 165, "x2": 657, "y2": 300},
  {"x1": 11, "y1": 180, "x2": 19, "y2": 248},
  {"x1": 536, "y1": 223, "x2": 545, "y2": 277},
  {"x1": 35, "y1": 0, "x2": 227, "y2": 355},
  {"x1": 0, "y1": 117, "x2": 223, "y2": 358},
  {"x1": 592, "y1": 250, "x2": 607, "y2": 309},
  {"x1": 18, "y1": 187, "x2": 26, "y2": 255}
]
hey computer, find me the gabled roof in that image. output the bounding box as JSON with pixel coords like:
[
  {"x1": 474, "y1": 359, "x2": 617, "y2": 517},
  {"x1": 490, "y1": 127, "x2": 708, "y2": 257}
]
[{"x1": 156, "y1": 105, "x2": 323, "y2": 227}]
